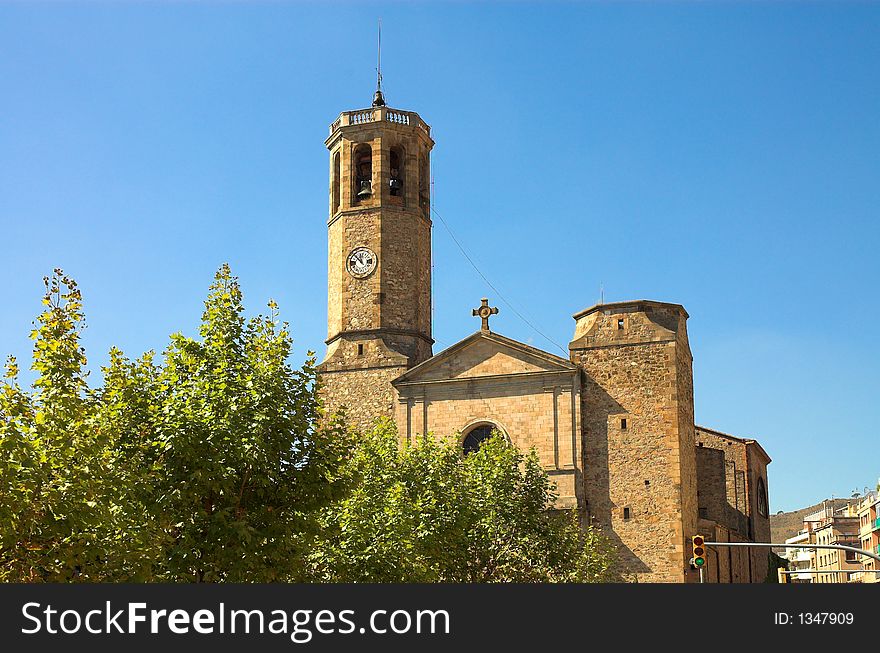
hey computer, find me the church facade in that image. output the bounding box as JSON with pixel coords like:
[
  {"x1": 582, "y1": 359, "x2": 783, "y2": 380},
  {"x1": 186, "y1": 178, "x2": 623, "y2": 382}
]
[{"x1": 317, "y1": 92, "x2": 772, "y2": 583}]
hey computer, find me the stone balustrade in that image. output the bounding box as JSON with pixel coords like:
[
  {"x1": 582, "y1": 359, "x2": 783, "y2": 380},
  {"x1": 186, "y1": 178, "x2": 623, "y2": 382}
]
[{"x1": 328, "y1": 107, "x2": 431, "y2": 137}]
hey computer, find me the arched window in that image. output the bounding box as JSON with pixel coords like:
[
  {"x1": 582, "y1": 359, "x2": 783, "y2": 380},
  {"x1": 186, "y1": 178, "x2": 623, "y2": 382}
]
[
  {"x1": 332, "y1": 151, "x2": 341, "y2": 214},
  {"x1": 353, "y1": 144, "x2": 372, "y2": 203},
  {"x1": 389, "y1": 146, "x2": 404, "y2": 197},
  {"x1": 462, "y1": 423, "x2": 498, "y2": 455},
  {"x1": 757, "y1": 477, "x2": 768, "y2": 518}
]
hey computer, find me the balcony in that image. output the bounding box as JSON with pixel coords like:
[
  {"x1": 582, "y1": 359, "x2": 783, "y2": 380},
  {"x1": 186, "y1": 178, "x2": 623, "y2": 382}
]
[
  {"x1": 328, "y1": 107, "x2": 431, "y2": 138},
  {"x1": 874, "y1": 517, "x2": 880, "y2": 531}
]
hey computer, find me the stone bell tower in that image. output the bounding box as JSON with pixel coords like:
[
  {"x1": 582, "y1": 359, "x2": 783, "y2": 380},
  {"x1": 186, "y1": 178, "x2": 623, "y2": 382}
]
[{"x1": 318, "y1": 84, "x2": 435, "y2": 429}]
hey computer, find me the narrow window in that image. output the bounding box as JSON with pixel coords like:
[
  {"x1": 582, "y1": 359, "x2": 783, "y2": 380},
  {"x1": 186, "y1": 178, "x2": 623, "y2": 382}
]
[
  {"x1": 389, "y1": 147, "x2": 404, "y2": 197},
  {"x1": 617, "y1": 318, "x2": 625, "y2": 330},
  {"x1": 357, "y1": 343, "x2": 364, "y2": 356},
  {"x1": 623, "y1": 507, "x2": 631, "y2": 520},
  {"x1": 419, "y1": 153, "x2": 430, "y2": 216},
  {"x1": 332, "y1": 151, "x2": 341, "y2": 214},
  {"x1": 757, "y1": 478, "x2": 769, "y2": 518},
  {"x1": 620, "y1": 418, "x2": 627, "y2": 430}
]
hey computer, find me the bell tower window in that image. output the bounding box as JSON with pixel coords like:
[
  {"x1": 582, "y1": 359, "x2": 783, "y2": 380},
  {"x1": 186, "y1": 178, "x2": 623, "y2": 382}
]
[
  {"x1": 353, "y1": 144, "x2": 373, "y2": 203},
  {"x1": 389, "y1": 147, "x2": 404, "y2": 197}
]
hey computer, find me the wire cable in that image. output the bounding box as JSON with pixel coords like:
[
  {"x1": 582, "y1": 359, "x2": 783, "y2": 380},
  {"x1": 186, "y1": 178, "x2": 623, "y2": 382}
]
[{"x1": 431, "y1": 206, "x2": 569, "y2": 357}]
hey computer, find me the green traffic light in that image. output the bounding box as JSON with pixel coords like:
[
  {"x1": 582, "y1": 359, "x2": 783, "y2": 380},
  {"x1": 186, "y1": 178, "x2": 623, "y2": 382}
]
[{"x1": 694, "y1": 557, "x2": 705, "y2": 567}]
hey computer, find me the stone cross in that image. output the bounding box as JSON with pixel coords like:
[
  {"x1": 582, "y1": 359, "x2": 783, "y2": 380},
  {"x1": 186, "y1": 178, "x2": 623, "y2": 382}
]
[{"x1": 472, "y1": 298, "x2": 499, "y2": 332}]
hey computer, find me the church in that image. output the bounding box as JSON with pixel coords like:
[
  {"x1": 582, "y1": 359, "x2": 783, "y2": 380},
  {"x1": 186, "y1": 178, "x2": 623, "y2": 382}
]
[{"x1": 317, "y1": 87, "x2": 773, "y2": 583}]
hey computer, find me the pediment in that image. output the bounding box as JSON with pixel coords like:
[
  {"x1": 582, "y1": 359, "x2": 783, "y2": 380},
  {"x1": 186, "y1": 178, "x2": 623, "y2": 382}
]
[{"x1": 394, "y1": 331, "x2": 576, "y2": 385}]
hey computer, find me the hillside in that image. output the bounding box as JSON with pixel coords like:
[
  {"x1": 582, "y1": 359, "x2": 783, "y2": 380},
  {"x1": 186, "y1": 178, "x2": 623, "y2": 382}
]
[{"x1": 770, "y1": 498, "x2": 860, "y2": 545}]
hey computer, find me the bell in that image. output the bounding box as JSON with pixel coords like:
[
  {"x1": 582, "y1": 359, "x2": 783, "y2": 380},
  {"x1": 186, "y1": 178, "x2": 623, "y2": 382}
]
[{"x1": 357, "y1": 180, "x2": 372, "y2": 199}]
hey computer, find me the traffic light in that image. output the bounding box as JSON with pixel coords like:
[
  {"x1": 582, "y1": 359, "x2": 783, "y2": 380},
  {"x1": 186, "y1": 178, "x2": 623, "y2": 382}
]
[{"x1": 692, "y1": 535, "x2": 706, "y2": 568}]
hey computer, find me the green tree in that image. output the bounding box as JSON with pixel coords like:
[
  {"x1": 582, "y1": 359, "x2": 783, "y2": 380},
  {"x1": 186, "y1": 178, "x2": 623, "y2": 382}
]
[
  {"x1": 310, "y1": 419, "x2": 618, "y2": 582},
  {"x1": 0, "y1": 271, "x2": 110, "y2": 581},
  {"x1": 128, "y1": 264, "x2": 351, "y2": 581},
  {"x1": 1, "y1": 266, "x2": 352, "y2": 582},
  {"x1": 2, "y1": 266, "x2": 616, "y2": 584}
]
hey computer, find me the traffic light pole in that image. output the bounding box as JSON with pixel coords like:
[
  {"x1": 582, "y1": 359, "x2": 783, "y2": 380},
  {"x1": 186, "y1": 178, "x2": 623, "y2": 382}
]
[
  {"x1": 703, "y1": 541, "x2": 880, "y2": 584},
  {"x1": 780, "y1": 569, "x2": 876, "y2": 575},
  {"x1": 704, "y1": 541, "x2": 880, "y2": 565}
]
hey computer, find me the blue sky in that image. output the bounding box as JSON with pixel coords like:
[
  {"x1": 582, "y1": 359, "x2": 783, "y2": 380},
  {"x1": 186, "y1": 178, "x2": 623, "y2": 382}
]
[{"x1": 1, "y1": 2, "x2": 878, "y2": 512}]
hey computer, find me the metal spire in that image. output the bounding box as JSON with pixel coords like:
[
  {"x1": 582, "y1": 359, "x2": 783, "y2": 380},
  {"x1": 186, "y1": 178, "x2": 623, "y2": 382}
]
[{"x1": 372, "y1": 19, "x2": 386, "y2": 107}]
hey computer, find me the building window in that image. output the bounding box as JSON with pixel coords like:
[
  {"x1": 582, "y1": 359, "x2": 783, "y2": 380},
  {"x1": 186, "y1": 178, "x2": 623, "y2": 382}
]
[
  {"x1": 620, "y1": 418, "x2": 627, "y2": 430},
  {"x1": 357, "y1": 343, "x2": 364, "y2": 356},
  {"x1": 332, "y1": 151, "x2": 341, "y2": 214},
  {"x1": 389, "y1": 146, "x2": 404, "y2": 197},
  {"x1": 419, "y1": 153, "x2": 430, "y2": 216},
  {"x1": 617, "y1": 318, "x2": 625, "y2": 330},
  {"x1": 462, "y1": 423, "x2": 498, "y2": 455},
  {"x1": 757, "y1": 477, "x2": 769, "y2": 518},
  {"x1": 353, "y1": 144, "x2": 373, "y2": 202},
  {"x1": 623, "y1": 507, "x2": 631, "y2": 521}
]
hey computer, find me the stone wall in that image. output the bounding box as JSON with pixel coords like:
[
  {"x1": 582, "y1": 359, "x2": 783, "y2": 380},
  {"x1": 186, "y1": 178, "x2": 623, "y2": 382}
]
[
  {"x1": 380, "y1": 207, "x2": 432, "y2": 339},
  {"x1": 694, "y1": 426, "x2": 771, "y2": 545},
  {"x1": 570, "y1": 300, "x2": 695, "y2": 582},
  {"x1": 326, "y1": 203, "x2": 432, "y2": 354},
  {"x1": 319, "y1": 335, "x2": 411, "y2": 430},
  {"x1": 674, "y1": 312, "x2": 699, "y2": 582},
  {"x1": 694, "y1": 426, "x2": 772, "y2": 582},
  {"x1": 393, "y1": 333, "x2": 582, "y2": 508},
  {"x1": 696, "y1": 447, "x2": 728, "y2": 522}
]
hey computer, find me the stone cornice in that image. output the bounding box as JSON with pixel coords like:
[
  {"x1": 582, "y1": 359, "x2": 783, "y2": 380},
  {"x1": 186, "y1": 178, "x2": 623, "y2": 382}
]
[
  {"x1": 568, "y1": 337, "x2": 677, "y2": 351},
  {"x1": 393, "y1": 368, "x2": 577, "y2": 389},
  {"x1": 572, "y1": 299, "x2": 689, "y2": 321},
  {"x1": 325, "y1": 328, "x2": 434, "y2": 347},
  {"x1": 317, "y1": 362, "x2": 409, "y2": 374}
]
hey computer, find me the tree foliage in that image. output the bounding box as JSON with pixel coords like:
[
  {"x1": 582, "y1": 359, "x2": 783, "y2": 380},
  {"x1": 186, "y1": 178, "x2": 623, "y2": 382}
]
[
  {"x1": 0, "y1": 271, "x2": 108, "y2": 581},
  {"x1": 137, "y1": 264, "x2": 352, "y2": 581},
  {"x1": 1, "y1": 266, "x2": 351, "y2": 582},
  {"x1": 310, "y1": 419, "x2": 618, "y2": 582},
  {"x1": 1, "y1": 266, "x2": 618, "y2": 583}
]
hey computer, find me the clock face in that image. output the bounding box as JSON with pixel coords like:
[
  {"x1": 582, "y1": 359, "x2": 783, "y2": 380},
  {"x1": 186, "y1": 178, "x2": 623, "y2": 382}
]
[{"x1": 346, "y1": 247, "x2": 377, "y2": 279}]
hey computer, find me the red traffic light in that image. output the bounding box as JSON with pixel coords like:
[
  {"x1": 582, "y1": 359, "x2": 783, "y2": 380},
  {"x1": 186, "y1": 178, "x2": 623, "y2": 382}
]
[{"x1": 692, "y1": 535, "x2": 706, "y2": 566}]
